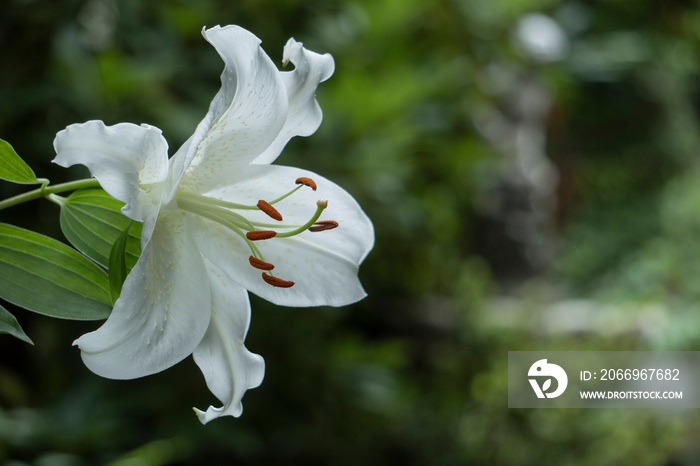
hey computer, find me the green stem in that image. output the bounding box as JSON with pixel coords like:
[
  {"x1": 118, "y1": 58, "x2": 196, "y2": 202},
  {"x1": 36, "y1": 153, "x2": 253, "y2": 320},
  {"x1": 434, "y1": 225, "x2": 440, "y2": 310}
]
[
  {"x1": 47, "y1": 194, "x2": 67, "y2": 207},
  {"x1": 0, "y1": 178, "x2": 101, "y2": 211}
]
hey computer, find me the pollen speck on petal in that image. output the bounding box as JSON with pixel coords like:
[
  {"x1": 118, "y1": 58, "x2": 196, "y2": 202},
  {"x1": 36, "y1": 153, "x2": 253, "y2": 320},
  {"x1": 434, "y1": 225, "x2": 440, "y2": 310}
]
[
  {"x1": 246, "y1": 230, "x2": 277, "y2": 241},
  {"x1": 249, "y1": 256, "x2": 275, "y2": 271},
  {"x1": 262, "y1": 273, "x2": 295, "y2": 288},
  {"x1": 295, "y1": 177, "x2": 317, "y2": 191},
  {"x1": 257, "y1": 200, "x2": 283, "y2": 221}
]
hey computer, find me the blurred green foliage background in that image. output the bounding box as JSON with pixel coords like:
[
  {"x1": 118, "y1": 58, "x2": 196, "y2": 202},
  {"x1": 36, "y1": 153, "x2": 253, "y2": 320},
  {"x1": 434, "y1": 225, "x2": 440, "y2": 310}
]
[{"x1": 2, "y1": 0, "x2": 700, "y2": 464}]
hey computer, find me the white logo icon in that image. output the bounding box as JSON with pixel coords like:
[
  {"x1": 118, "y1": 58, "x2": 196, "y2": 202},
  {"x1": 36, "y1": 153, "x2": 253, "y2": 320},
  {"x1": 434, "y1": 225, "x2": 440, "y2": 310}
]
[{"x1": 528, "y1": 359, "x2": 568, "y2": 398}]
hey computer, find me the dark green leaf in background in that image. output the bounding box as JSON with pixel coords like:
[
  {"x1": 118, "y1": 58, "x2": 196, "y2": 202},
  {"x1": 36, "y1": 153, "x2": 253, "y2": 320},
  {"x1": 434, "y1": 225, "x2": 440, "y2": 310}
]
[
  {"x1": 109, "y1": 221, "x2": 132, "y2": 305},
  {"x1": 0, "y1": 223, "x2": 111, "y2": 320},
  {"x1": 0, "y1": 137, "x2": 40, "y2": 184},
  {"x1": 0, "y1": 303, "x2": 33, "y2": 345},
  {"x1": 60, "y1": 188, "x2": 142, "y2": 270}
]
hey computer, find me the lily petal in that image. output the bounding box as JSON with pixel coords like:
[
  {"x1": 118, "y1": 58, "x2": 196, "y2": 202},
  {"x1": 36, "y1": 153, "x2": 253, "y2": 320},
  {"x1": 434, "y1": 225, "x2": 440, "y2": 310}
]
[
  {"x1": 171, "y1": 25, "x2": 288, "y2": 195},
  {"x1": 252, "y1": 38, "x2": 335, "y2": 165},
  {"x1": 74, "y1": 212, "x2": 212, "y2": 379},
  {"x1": 193, "y1": 261, "x2": 264, "y2": 424},
  {"x1": 53, "y1": 121, "x2": 169, "y2": 223},
  {"x1": 194, "y1": 165, "x2": 374, "y2": 307}
]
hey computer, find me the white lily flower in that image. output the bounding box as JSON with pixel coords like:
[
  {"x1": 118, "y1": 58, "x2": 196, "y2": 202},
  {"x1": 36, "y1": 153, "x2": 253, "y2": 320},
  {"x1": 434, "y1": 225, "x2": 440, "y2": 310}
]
[{"x1": 52, "y1": 25, "x2": 374, "y2": 424}]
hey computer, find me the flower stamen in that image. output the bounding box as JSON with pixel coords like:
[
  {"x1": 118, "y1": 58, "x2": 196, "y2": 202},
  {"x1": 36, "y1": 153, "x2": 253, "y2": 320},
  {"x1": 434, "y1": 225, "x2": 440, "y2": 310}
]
[
  {"x1": 295, "y1": 177, "x2": 317, "y2": 191},
  {"x1": 262, "y1": 273, "x2": 295, "y2": 288},
  {"x1": 249, "y1": 255, "x2": 275, "y2": 271},
  {"x1": 257, "y1": 200, "x2": 283, "y2": 221},
  {"x1": 177, "y1": 185, "x2": 334, "y2": 290},
  {"x1": 309, "y1": 220, "x2": 338, "y2": 232},
  {"x1": 246, "y1": 230, "x2": 277, "y2": 241}
]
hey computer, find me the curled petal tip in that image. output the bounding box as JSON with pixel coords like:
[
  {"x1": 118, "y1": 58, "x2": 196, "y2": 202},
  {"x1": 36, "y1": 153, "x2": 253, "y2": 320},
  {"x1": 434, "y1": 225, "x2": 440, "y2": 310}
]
[
  {"x1": 283, "y1": 38, "x2": 303, "y2": 66},
  {"x1": 193, "y1": 407, "x2": 209, "y2": 425}
]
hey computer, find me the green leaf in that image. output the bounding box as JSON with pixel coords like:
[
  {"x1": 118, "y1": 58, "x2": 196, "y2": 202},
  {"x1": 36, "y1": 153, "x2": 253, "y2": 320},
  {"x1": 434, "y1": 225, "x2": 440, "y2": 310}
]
[
  {"x1": 0, "y1": 138, "x2": 39, "y2": 184},
  {"x1": 109, "y1": 221, "x2": 132, "y2": 305},
  {"x1": 0, "y1": 223, "x2": 111, "y2": 320},
  {"x1": 60, "y1": 188, "x2": 142, "y2": 270},
  {"x1": 0, "y1": 304, "x2": 33, "y2": 345}
]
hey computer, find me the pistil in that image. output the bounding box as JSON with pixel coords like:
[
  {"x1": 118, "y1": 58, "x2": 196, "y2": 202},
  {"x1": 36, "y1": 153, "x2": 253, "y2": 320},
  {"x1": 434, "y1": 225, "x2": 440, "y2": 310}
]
[{"x1": 272, "y1": 200, "x2": 328, "y2": 238}]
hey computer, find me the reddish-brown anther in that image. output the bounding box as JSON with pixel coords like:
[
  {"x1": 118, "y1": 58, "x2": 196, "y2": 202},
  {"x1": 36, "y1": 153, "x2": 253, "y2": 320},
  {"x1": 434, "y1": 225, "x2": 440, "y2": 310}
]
[
  {"x1": 246, "y1": 230, "x2": 277, "y2": 241},
  {"x1": 257, "y1": 200, "x2": 283, "y2": 221},
  {"x1": 295, "y1": 177, "x2": 317, "y2": 191},
  {"x1": 249, "y1": 256, "x2": 275, "y2": 271},
  {"x1": 309, "y1": 220, "x2": 339, "y2": 232},
  {"x1": 262, "y1": 273, "x2": 295, "y2": 288}
]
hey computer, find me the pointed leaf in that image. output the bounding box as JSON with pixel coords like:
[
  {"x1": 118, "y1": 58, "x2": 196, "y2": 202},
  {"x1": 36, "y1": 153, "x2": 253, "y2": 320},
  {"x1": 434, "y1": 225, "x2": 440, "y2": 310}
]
[
  {"x1": 60, "y1": 188, "x2": 141, "y2": 269},
  {"x1": 0, "y1": 138, "x2": 39, "y2": 184},
  {"x1": 0, "y1": 304, "x2": 33, "y2": 344},
  {"x1": 108, "y1": 221, "x2": 132, "y2": 305},
  {"x1": 0, "y1": 223, "x2": 111, "y2": 320},
  {"x1": 542, "y1": 379, "x2": 552, "y2": 392}
]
